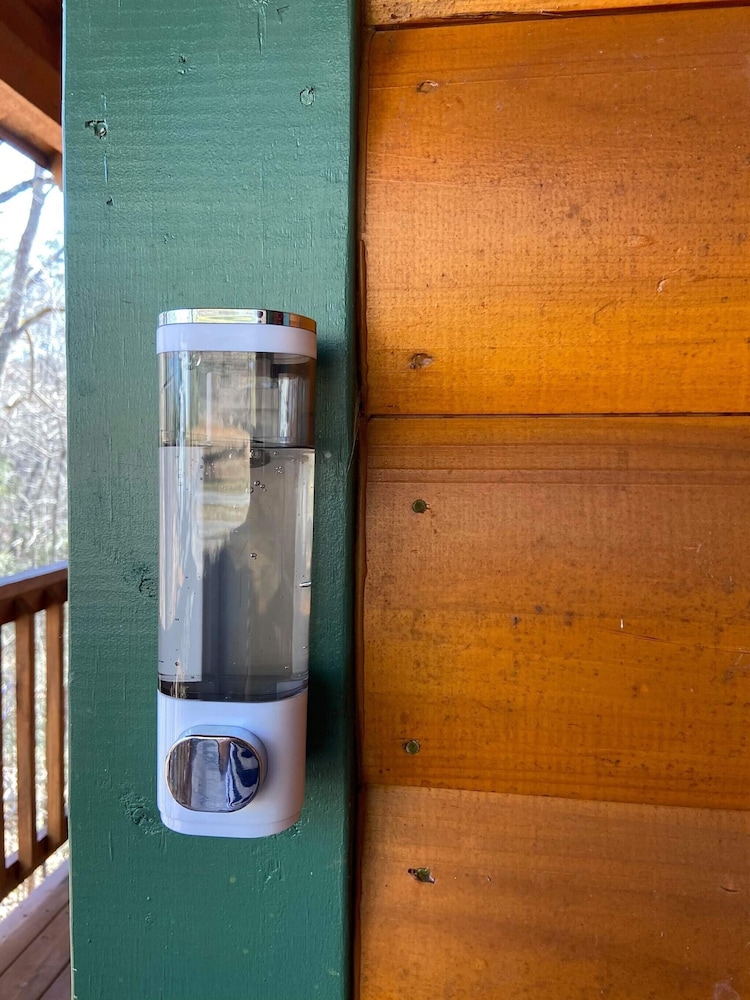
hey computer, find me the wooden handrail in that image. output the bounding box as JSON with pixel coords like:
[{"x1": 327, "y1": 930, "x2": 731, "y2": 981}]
[
  {"x1": 0, "y1": 562, "x2": 67, "y2": 627},
  {"x1": 0, "y1": 562, "x2": 68, "y2": 901}
]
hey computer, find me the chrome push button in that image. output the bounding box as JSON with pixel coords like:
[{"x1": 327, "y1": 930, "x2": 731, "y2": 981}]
[{"x1": 166, "y1": 729, "x2": 267, "y2": 813}]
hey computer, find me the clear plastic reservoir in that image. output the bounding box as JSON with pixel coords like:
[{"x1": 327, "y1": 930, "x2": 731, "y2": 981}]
[{"x1": 159, "y1": 344, "x2": 315, "y2": 702}]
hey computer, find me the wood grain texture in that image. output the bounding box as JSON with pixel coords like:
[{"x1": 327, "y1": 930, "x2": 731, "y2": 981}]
[
  {"x1": 363, "y1": 9, "x2": 750, "y2": 415},
  {"x1": 367, "y1": 0, "x2": 740, "y2": 26},
  {"x1": 0, "y1": 1, "x2": 61, "y2": 76},
  {"x1": 0, "y1": 7, "x2": 60, "y2": 121},
  {"x1": 0, "y1": 863, "x2": 69, "y2": 977},
  {"x1": 359, "y1": 784, "x2": 750, "y2": 1000},
  {"x1": 0, "y1": 564, "x2": 67, "y2": 628},
  {"x1": 0, "y1": 863, "x2": 69, "y2": 999},
  {"x1": 45, "y1": 603, "x2": 65, "y2": 850},
  {"x1": 363, "y1": 417, "x2": 750, "y2": 807},
  {"x1": 15, "y1": 614, "x2": 37, "y2": 879},
  {"x1": 0, "y1": 909, "x2": 70, "y2": 1000},
  {"x1": 40, "y1": 966, "x2": 70, "y2": 1000},
  {"x1": 65, "y1": 0, "x2": 356, "y2": 997},
  {"x1": 0, "y1": 78, "x2": 63, "y2": 169},
  {"x1": 0, "y1": 0, "x2": 61, "y2": 165}
]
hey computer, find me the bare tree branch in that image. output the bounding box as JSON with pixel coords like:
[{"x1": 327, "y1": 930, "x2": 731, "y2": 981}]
[
  {"x1": 0, "y1": 149, "x2": 67, "y2": 578},
  {"x1": 1, "y1": 309, "x2": 63, "y2": 414},
  {"x1": 0, "y1": 179, "x2": 35, "y2": 205},
  {"x1": 4, "y1": 307, "x2": 60, "y2": 340},
  {"x1": 0, "y1": 167, "x2": 48, "y2": 382},
  {"x1": 4, "y1": 329, "x2": 35, "y2": 412},
  {"x1": 26, "y1": 247, "x2": 65, "y2": 290}
]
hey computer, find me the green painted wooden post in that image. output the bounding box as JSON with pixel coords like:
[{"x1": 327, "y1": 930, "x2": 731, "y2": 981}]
[{"x1": 64, "y1": 2, "x2": 357, "y2": 996}]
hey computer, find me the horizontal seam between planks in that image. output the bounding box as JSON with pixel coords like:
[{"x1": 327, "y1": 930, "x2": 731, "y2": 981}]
[{"x1": 369, "y1": 0, "x2": 750, "y2": 30}]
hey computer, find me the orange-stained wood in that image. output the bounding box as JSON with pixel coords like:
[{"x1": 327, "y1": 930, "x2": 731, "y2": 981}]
[
  {"x1": 0, "y1": 5, "x2": 60, "y2": 123},
  {"x1": 363, "y1": 9, "x2": 750, "y2": 415},
  {"x1": 367, "y1": 0, "x2": 742, "y2": 26},
  {"x1": 363, "y1": 417, "x2": 750, "y2": 808},
  {"x1": 45, "y1": 603, "x2": 66, "y2": 850},
  {"x1": 0, "y1": 2, "x2": 60, "y2": 77},
  {"x1": 15, "y1": 614, "x2": 37, "y2": 879},
  {"x1": 0, "y1": 567, "x2": 68, "y2": 899},
  {"x1": 0, "y1": 79, "x2": 62, "y2": 171},
  {"x1": 0, "y1": 1, "x2": 62, "y2": 168},
  {"x1": 359, "y1": 784, "x2": 750, "y2": 1000}
]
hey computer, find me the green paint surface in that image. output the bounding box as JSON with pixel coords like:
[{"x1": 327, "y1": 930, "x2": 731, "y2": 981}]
[{"x1": 64, "y1": 2, "x2": 356, "y2": 996}]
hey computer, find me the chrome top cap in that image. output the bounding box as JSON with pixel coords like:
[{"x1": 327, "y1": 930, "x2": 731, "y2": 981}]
[{"x1": 158, "y1": 308, "x2": 316, "y2": 333}]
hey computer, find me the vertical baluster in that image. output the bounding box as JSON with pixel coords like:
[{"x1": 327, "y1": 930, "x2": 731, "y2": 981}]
[
  {"x1": 0, "y1": 630, "x2": 6, "y2": 894},
  {"x1": 15, "y1": 612, "x2": 37, "y2": 879},
  {"x1": 46, "y1": 602, "x2": 66, "y2": 848}
]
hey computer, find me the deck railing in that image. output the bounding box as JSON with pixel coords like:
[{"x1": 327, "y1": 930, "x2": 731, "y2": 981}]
[{"x1": 0, "y1": 563, "x2": 68, "y2": 901}]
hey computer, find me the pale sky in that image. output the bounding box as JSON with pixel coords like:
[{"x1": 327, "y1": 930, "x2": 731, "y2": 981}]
[{"x1": 0, "y1": 142, "x2": 64, "y2": 257}]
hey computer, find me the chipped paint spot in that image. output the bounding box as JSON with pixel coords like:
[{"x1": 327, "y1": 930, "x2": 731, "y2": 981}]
[
  {"x1": 417, "y1": 80, "x2": 439, "y2": 93},
  {"x1": 120, "y1": 790, "x2": 161, "y2": 835}
]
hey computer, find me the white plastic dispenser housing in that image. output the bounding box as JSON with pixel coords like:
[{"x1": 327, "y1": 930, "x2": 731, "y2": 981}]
[{"x1": 156, "y1": 309, "x2": 316, "y2": 837}]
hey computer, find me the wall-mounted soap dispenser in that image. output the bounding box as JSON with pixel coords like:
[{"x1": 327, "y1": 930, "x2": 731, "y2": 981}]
[{"x1": 156, "y1": 308, "x2": 315, "y2": 837}]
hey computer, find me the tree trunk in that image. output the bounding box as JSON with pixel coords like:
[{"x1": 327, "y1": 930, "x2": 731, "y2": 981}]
[{"x1": 0, "y1": 166, "x2": 48, "y2": 384}]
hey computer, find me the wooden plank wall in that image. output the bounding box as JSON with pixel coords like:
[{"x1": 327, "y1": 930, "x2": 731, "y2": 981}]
[
  {"x1": 363, "y1": 12, "x2": 750, "y2": 415},
  {"x1": 358, "y1": 5, "x2": 750, "y2": 998}
]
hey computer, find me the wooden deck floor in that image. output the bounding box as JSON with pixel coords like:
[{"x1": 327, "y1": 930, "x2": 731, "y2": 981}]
[{"x1": 0, "y1": 862, "x2": 70, "y2": 1000}]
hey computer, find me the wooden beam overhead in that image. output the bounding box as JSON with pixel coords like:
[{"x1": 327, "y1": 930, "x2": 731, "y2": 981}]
[{"x1": 0, "y1": 1, "x2": 61, "y2": 170}]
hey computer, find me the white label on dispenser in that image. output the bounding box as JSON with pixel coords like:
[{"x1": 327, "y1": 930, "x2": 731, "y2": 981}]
[{"x1": 159, "y1": 447, "x2": 204, "y2": 683}]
